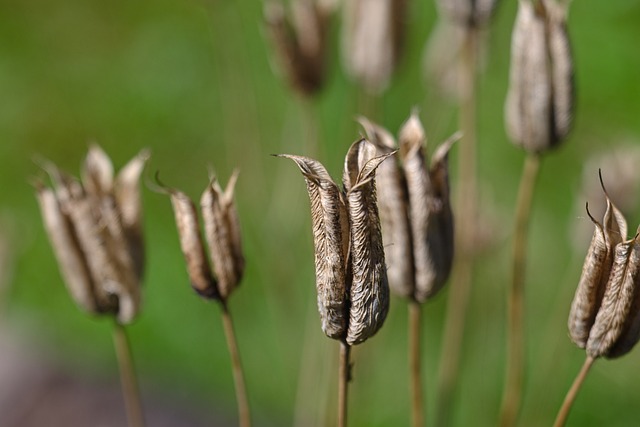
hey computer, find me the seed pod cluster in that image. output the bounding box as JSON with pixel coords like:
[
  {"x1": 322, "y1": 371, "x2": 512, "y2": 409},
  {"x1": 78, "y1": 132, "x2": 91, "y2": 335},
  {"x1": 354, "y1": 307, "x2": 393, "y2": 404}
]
[
  {"x1": 35, "y1": 145, "x2": 149, "y2": 324},
  {"x1": 341, "y1": 0, "x2": 407, "y2": 94},
  {"x1": 360, "y1": 112, "x2": 460, "y2": 303},
  {"x1": 569, "y1": 179, "x2": 640, "y2": 359},
  {"x1": 278, "y1": 139, "x2": 392, "y2": 345},
  {"x1": 505, "y1": 0, "x2": 574, "y2": 153},
  {"x1": 264, "y1": 0, "x2": 332, "y2": 97},
  {"x1": 159, "y1": 171, "x2": 245, "y2": 302}
]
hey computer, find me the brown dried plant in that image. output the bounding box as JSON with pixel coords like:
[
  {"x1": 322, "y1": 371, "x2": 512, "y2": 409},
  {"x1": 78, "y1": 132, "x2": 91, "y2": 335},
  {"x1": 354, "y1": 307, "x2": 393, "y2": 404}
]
[
  {"x1": 360, "y1": 112, "x2": 459, "y2": 427},
  {"x1": 277, "y1": 138, "x2": 392, "y2": 427},
  {"x1": 156, "y1": 170, "x2": 250, "y2": 427},
  {"x1": 35, "y1": 145, "x2": 149, "y2": 427}
]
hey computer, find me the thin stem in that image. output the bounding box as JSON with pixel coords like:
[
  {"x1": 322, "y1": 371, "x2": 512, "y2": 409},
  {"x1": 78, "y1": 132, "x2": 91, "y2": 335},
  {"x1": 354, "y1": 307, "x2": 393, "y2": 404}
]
[
  {"x1": 435, "y1": 25, "x2": 478, "y2": 427},
  {"x1": 112, "y1": 322, "x2": 145, "y2": 427},
  {"x1": 409, "y1": 300, "x2": 424, "y2": 427},
  {"x1": 220, "y1": 300, "x2": 252, "y2": 427},
  {"x1": 498, "y1": 153, "x2": 541, "y2": 427},
  {"x1": 553, "y1": 356, "x2": 595, "y2": 427},
  {"x1": 338, "y1": 341, "x2": 351, "y2": 427}
]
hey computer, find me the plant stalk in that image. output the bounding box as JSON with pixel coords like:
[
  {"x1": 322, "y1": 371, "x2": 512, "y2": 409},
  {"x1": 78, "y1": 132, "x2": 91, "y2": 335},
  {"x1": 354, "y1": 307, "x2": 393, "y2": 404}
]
[
  {"x1": 498, "y1": 153, "x2": 541, "y2": 427},
  {"x1": 435, "y1": 24, "x2": 478, "y2": 427},
  {"x1": 112, "y1": 322, "x2": 145, "y2": 427},
  {"x1": 338, "y1": 341, "x2": 351, "y2": 427},
  {"x1": 553, "y1": 356, "x2": 594, "y2": 427},
  {"x1": 220, "y1": 300, "x2": 252, "y2": 427},
  {"x1": 409, "y1": 300, "x2": 424, "y2": 427}
]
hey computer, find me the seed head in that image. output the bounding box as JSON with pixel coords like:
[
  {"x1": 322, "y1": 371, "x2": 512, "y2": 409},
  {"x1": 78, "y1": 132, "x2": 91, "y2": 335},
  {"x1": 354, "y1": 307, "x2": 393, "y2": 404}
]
[
  {"x1": 277, "y1": 139, "x2": 393, "y2": 345},
  {"x1": 35, "y1": 145, "x2": 149, "y2": 324},
  {"x1": 505, "y1": 0, "x2": 574, "y2": 153}
]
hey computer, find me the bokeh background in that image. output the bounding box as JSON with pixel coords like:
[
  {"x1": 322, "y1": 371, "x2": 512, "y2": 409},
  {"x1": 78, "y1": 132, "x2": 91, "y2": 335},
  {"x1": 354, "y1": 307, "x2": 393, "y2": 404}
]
[{"x1": 1, "y1": 0, "x2": 640, "y2": 426}]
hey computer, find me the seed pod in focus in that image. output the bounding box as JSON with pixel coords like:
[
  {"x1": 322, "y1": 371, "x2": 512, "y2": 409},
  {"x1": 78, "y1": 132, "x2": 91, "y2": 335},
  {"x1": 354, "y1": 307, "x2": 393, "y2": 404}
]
[
  {"x1": 342, "y1": 0, "x2": 408, "y2": 94},
  {"x1": 157, "y1": 171, "x2": 245, "y2": 302},
  {"x1": 264, "y1": 0, "x2": 332, "y2": 97},
  {"x1": 436, "y1": 0, "x2": 500, "y2": 28},
  {"x1": 568, "y1": 200, "x2": 626, "y2": 348},
  {"x1": 505, "y1": 0, "x2": 574, "y2": 153},
  {"x1": 35, "y1": 146, "x2": 149, "y2": 324},
  {"x1": 277, "y1": 139, "x2": 393, "y2": 344}
]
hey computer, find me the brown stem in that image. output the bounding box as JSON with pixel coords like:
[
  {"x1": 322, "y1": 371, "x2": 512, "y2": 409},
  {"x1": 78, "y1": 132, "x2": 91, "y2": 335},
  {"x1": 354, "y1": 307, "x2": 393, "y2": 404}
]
[
  {"x1": 338, "y1": 341, "x2": 351, "y2": 427},
  {"x1": 409, "y1": 300, "x2": 424, "y2": 427},
  {"x1": 112, "y1": 322, "x2": 145, "y2": 427},
  {"x1": 435, "y1": 25, "x2": 478, "y2": 427},
  {"x1": 499, "y1": 153, "x2": 541, "y2": 427},
  {"x1": 220, "y1": 300, "x2": 252, "y2": 427},
  {"x1": 553, "y1": 356, "x2": 594, "y2": 427}
]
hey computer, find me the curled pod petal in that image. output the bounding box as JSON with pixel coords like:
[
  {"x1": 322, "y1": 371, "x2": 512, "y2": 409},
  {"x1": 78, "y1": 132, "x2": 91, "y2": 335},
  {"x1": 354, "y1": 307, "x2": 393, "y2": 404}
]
[
  {"x1": 586, "y1": 236, "x2": 640, "y2": 359},
  {"x1": 343, "y1": 140, "x2": 392, "y2": 345},
  {"x1": 278, "y1": 154, "x2": 349, "y2": 339},
  {"x1": 569, "y1": 200, "x2": 625, "y2": 348},
  {"x1": 82, "y1": 144, "x2": 114, "y2": 196},
  {"x1": 201, "y1": 172, "x2": 245, "y2": 299},
  {"x1": 36, "y1": 185, "x2": 97, "y2": 314},
  {"x1": 360, "y1": 117, "x2": 415, "y2": 298}
]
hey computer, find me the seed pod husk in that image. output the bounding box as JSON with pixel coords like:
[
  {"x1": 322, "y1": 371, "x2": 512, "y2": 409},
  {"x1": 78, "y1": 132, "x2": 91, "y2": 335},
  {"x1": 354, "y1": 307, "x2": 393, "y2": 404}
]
[
  {"x1": 343, "y1": 140, "x2": 391, "y2": 345},
  {"x1": 505, "y1": 0, "x2": 574, "y2": 153},
  {"x1": 436, "y1": 0, "x2": 500, "y2": 28},
  {"x1": 568, "y1": 200, "x2": 626, "y2": 348},
  {"x1": 360, "y1": 117, "x2": 414, "y2": 298},
  {"x1": 586, "y1": 233, "x2": 640, "y2": 359},
  {"x1": 201, "y1": 171, "x2": 245, "y2": 300},
  {"x1": 278, "y1": 154, "x2": 350, "y2": 339}
]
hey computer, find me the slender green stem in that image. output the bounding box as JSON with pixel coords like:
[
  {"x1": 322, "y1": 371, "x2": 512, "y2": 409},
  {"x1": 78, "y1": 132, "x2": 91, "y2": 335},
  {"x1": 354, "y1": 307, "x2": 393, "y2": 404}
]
[
  {"x1": 435, "y1": 25, "x2": 478, "y2": 427},
  {"x1": 498, "y1": 153, "x2": 541, "y2": 427},
  {"x1": 220, "y1": 300, "x2": 252, "y2": 427},
  {"x1": 409, "y1": 300, "x2": 424, "y2": 427},
  {"x1": 112, "y1": 322, "x2": 145, "y2": 427},
  {"x1": 338, "y1": 341, "x2": 351, "y2": 427},
  {"x1": 553, "y1": 356, "x2": 594, "y2": 427}
]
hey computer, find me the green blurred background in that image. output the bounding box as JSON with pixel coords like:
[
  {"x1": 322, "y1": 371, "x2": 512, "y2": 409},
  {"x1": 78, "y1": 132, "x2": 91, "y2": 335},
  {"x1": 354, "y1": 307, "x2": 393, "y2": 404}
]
[{"x1": 1, "y1": 0, "x2": 640, "y2": 425}]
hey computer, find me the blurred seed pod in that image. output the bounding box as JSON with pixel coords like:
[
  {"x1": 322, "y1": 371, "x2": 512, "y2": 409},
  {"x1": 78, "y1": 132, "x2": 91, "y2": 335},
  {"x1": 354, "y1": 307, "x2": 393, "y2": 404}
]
[
  {"x1": 35, "y1": 145, "x2": 149, "y2": 324},
  {"x1": 361, "y1": 112, "x2": 460, "y2": 303},
  {"x1": 342, "y1": 0, "x2": 408, "y2": 94},
  {"x1": 436, "y1": 0, "x2": 500, "y2": 28},
  {"x1": 505, "y1": 0, "x2": 574, "y2": 153},
  {"x1": 158, "y1": 171, "x2": 245, "y2": 302},
  {"x1": 278, "y1": 139, "x2": 393, "y2": 344},
  {"x1": 264, "y1": 0, "x2": 333, "y2": 97}
]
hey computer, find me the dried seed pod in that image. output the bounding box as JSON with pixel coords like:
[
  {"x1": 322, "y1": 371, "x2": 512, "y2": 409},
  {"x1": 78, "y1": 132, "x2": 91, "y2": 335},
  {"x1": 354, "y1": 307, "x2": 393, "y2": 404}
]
[
  {"x1": 278, "y1": 141, "x2": 392, "y2": 344},
  {"x1": 201, "y1": 171, "x2": 245, "y2": 299},
  {"x1": 505, "y1": 0, "x2": 574, "y2": 153},
  {"x1": 35, "y1": 146, "x2": 149, "y2": 324},
  {"x1": 264, "y1": 0, "x2": 332, "y2": 97},
  {"x1": 360, "y1": 117, "x2": 415, "y2": 298},
  {"x1": 342, "y1": 0, "x2": 407, "y2": 94},
  {"x1": 586, "y1": 234, "x2": 640, "y2": 359},
  {"x1": 277, "y1": 154, "x2": 350, "y2": 339},
  {"x1": 343, "y1": 140, "x2": 392, "y2": 345},
  {"x1": 436, "y1": 0, "x2": 500, "y2": 28}
]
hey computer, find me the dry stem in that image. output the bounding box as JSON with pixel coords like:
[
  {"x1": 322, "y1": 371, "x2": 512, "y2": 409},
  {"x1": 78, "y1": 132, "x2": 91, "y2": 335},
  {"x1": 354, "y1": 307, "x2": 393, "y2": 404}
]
[
  {"x1": 409, "y1": 300, "x2": 424, "y2": 427},
  {"x1": 553, "y1": 356, "x2": 595, "y2": 427},
  {"x1": 435, "y1": 25, "x2": 478, "y2": 427},
  {"x1": 220, "y1": 300, "x2": 252, "y2": 427},
  {"x1": 112, "y1": 322, "x2": 146, "y2": 427},
  {"x1": 499, "y1": 153, "x2": 541, "y2": 427},
  {"x1": 338, "y1": 341, "x2": 351, "y2": 427}
]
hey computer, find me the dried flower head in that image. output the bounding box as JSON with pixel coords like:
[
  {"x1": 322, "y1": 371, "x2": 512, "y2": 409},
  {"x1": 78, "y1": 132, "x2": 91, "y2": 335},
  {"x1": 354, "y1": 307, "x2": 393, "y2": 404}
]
[
  {"x1": 264, "y1": 0, "x2": 333, "y2": 97},
  {"x1": 157, "y1": 171, "x2": 245, "y2": 302},
  {"x1": 569, "y1": 174, "x2": 640, "y2": 359},
  {"x1": 341, "y1": 0, "x2": 407, "y2": 94},
  {"x1": 35, "y1": 145, "x2": 149, "y2": 324},
  {"x1": 277, "y1": 139, "x2": 392, "y2": 345},
  {"x1": 360, "y1": 112, "x2": 460, "y2": 303},
  {"x1": 505, "y1": 0, "x2": 574, "y2": 153},
  {"x1": 436, "y1": 0, "x2": 500, "y2": 28}
]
